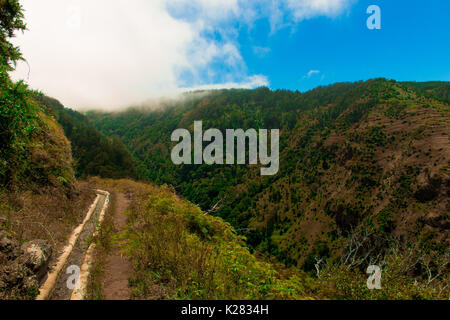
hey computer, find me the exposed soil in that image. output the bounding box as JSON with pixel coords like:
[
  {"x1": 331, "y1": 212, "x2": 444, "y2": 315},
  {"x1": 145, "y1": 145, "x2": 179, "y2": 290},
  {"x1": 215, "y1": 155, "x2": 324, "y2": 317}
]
[{"x1": 101, "y1": 193, "x2": 132, "y2": 300}]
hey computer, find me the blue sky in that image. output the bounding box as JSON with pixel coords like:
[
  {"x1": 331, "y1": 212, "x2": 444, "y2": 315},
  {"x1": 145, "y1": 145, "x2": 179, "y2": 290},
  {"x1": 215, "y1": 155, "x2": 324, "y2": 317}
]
[
  {"x1": 12, "y1": 0, "x2": 450, "y2": 109},
  {"x1": 185, "y1": 0, "x2": 450, "y2": 92}
]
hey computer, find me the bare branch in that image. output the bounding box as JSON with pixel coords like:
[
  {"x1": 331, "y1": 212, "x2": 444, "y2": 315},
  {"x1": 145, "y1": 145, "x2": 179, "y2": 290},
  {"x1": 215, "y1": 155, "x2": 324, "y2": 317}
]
[{"x1": 204, "y1": 196, "x2": 226, "y2": 215}]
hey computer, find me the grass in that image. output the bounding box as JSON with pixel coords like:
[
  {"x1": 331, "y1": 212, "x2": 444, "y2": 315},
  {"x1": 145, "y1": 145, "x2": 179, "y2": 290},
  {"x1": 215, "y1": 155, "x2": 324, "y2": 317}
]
[
  {"x1": 85, "y1": 191, "x2": 116, "y2": 300},
  {"x1": 0, "y1": 181, "x2": 95, "y2": 251},
  {"x1": 0, "y1": 181, "x2": 96, "y2": 300},
  {"x1": 84, "y1": 178, "x2": 449, "y2": 301},
  {"x1": 86, "y1": 178, "x2": 315, "y2": 300}
]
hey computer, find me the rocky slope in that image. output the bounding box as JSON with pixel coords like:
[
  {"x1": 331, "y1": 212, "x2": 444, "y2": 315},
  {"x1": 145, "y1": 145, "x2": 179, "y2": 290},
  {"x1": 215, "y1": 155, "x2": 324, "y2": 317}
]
[{"x1": 0, "y1": 231, "x2": 52, "y2": 299}]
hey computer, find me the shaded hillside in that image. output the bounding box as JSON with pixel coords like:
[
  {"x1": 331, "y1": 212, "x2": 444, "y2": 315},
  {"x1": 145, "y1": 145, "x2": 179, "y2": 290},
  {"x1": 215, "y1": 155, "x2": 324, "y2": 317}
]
[
  {"x1": 89, "y1": 79, "x2": 449, "y2": 274},
  {"x1": 37, "y1": 96, "x2": 137, "y2": 180}
]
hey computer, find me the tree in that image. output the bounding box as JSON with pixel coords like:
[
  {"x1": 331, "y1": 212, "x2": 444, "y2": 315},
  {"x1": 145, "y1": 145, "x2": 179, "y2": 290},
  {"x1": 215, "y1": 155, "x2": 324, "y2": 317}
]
[
  {"x1": 0, "y1": 0, "x2": 33, "y2": 187},
  {"x1": 0, "y1": 0, "x2": 26, "y2": 70}
]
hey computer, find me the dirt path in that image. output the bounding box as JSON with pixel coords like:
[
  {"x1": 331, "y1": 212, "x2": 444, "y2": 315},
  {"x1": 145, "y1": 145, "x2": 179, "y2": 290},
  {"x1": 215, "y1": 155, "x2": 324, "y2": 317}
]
[{"x1": 101, "y1": 192, "x2": 132, "y2": 300}]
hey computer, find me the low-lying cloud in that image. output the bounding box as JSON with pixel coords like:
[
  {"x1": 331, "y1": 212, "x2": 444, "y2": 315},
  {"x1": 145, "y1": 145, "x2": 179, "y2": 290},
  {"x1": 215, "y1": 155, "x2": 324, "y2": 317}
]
[{"x1": 11, "y1": 0, "x2": 354, "y2": 110}]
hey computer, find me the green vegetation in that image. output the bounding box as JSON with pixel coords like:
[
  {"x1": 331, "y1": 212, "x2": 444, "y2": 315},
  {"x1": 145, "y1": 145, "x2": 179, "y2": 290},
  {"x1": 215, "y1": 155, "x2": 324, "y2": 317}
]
[
  {"x1": 402, "y1": 81, "x2": 450, "y2": 104},
  {"x1": 1, "y1": 0, "x2": 448, "y2": 300},
  {"x1": 0, "y1": 3, "x2": 98, "y2": 302},
  {"x1": 111, "y1": 179, "x2": 310, "y2": 299},
  {"x1": 37, "y1": 96, "x2": 137, "y2": 179},
  {"x1": 90, "y1": 80, "x2": 449, "y2": 297},
  {"x1": 0, "y1": 0, "x2": 26, "y2": 71},
  {"x1": 0, "y1": 0, "x2": 74, "y2": 192},
  {"x1": 89, "y1": 179, "x2": 449, "y2": 300},
  {"x1": 1, "y1": 0, "x2": 136, "y2": 185}
]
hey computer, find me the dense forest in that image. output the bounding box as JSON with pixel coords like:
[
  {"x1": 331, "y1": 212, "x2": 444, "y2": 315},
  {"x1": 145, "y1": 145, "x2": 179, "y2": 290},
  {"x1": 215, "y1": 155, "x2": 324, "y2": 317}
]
[
  {"x1": 89, "y1": 80, "x2": 449, "y2": 277},
  {"x1": 36, "y1": 95, "x2": 137, "y2": 180}
]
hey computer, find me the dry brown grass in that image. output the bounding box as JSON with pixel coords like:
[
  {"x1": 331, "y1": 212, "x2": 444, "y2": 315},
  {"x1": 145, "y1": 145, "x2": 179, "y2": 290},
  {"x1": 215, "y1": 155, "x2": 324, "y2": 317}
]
[{"x1": 0, "y1": 181, "x2": 96, "y2": 264}]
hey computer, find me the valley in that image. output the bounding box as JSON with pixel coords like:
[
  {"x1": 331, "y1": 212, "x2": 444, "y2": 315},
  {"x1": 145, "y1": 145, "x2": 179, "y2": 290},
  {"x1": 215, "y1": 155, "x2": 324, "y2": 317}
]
[{"x1": 0, "y1": 0, "x2": 449, "y2": 301}]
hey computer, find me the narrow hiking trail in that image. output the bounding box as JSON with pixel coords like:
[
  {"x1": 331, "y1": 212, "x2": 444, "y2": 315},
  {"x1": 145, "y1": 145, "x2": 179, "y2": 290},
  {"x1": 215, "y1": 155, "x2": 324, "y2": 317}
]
[
  {"x1": 101, "y1": 192, "x2": 132, "y2": 300},
  {"x1": 36, "y1": 190, "x2": 132, "y2": 300},
  {"x1": 37, "y1": 190, "x2": 109, "y2": 300}
]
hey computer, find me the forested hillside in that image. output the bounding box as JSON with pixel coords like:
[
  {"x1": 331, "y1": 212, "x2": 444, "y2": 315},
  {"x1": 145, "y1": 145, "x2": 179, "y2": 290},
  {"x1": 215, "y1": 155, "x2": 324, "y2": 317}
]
[
  {"x1": 402, "y1": 82, "x2": 450, "y2": 104},
  {"x1": 36, "y1": 96, "x2": 137, "y2": 179},
  {"x1": 90, "y1": 80, "x2": 449, "y2": 279}
]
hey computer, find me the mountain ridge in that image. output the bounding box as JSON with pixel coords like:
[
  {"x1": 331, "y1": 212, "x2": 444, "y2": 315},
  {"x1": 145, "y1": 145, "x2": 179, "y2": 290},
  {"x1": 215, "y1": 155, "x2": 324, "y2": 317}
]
[{"x1": 88, "y1": 79, "x2": 449, "y2": 271}]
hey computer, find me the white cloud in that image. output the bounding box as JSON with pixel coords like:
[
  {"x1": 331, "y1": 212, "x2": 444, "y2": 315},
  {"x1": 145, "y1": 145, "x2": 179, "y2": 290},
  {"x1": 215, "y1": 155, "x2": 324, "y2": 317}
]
[
  {"x1": 286, "y1": 0, "x2": 354, "y2": 21},
  {"x1": 253, "y1": 46, "x2": 272, "y2": 57},
  {"x1": 182, "y1": 75, "x2": 269, "y2": 91},
  {"x1": 11, "y1": 0, "x2": 354, "y2": 110},
  {"x1": 307, "y1": 70, "x2": 321, "y2": 78},
  {"x1": 13, "y1": 1, "x2": 194, "y2": 109},
  {"x1": 241, "y1": 0, "x2": 355, "y2": 33}
]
